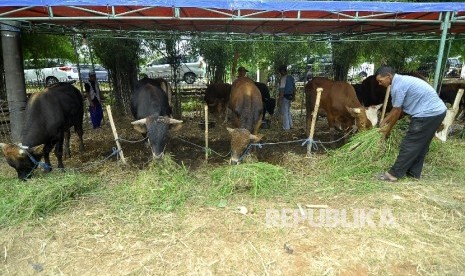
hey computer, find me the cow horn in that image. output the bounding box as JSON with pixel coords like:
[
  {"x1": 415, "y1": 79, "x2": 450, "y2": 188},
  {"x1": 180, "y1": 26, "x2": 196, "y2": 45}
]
[
  {"x1": 131, "y1": 118, "x2": 147, "y2": 125},
  {"x1": 168, "y1": 118, "x2": 183, "y2": 124},
  {"x1": 352, "y1": 108, "x2": 361, "y2": 114}
]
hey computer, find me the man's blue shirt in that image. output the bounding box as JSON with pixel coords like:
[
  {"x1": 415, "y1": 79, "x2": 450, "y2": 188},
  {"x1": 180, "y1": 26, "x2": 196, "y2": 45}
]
[{"x1": 391, "y1": 74, "x2": 446, "y2": 117}]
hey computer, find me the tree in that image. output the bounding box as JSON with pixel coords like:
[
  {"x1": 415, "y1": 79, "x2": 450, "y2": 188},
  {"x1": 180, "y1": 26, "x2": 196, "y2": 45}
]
[{"x1": 91, "y1": 38, "x2": 141, "y2": 114}]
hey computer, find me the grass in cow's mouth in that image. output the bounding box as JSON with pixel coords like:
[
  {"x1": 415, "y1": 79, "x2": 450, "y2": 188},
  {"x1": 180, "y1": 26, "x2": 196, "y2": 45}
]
[{"x1": 0, "y1": 172, "x2": 99, "y2": 226}]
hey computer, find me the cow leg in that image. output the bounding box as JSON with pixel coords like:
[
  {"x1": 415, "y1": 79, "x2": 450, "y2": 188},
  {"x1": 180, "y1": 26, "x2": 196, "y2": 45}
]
[
  {"x1": 63, "y1": 129, "x2": 71, "y2": 159},
  {"x1": 54, "y1": 132, "x2": 65, "y2": 169},
  {"x1": 75, "y1": 125, "x2": 85, "y2": 153},
  {"x1": 43, "y1": 141, "x2": 54, "y2": 172}
]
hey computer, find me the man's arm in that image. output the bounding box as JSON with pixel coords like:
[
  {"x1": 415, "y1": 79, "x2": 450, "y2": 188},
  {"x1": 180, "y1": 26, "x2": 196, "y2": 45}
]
[{"x1": 379, "y1": 107, "x2": 402, "y2": 138}]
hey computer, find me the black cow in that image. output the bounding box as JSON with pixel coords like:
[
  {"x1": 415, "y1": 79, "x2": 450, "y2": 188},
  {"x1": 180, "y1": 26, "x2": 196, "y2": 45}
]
[
  {"x1": 254, "y1": 82, "x2": 276, "y2": 119},
  {"x1": 130, "y1": 78, "x2": 182, "y2": 159},
  {"x1": 0, "y1": 83, "x2": 84, "y2": 179},
  {"x1": 439, "y1": 82, "x2": 465, "y2": 110}
]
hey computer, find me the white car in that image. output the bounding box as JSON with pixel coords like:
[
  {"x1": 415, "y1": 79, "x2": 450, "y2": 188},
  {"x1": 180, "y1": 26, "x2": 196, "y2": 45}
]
[
  {"x1": 24, "y1": 59, "x2": 78, "y2": 86},
  {"x1": 140, "y1": 56, "x2": 206, "y2": 84}
]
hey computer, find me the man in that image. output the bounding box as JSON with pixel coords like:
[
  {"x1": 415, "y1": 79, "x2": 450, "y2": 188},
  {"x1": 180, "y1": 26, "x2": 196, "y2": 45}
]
[
  {"x1": 278, "y1": 65, "x2": 295, "y2": 130},
  {"x1": 85, "y1": 71, "x2": 103, "y2": 129},
  {"x1": 375, "y1": 66, "x2": 446, "y2": 182},
  {"x1": 237, "y1": 66, "x2": 248, "y2": 78}
]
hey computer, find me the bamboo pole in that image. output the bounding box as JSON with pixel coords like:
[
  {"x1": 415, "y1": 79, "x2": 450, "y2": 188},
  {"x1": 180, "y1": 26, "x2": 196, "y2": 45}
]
[
  {"x1": 306, "y1": 87, "x2": 323, "y2": 157},
  {"x1": 204, "y1": 105, "x2": 209, "y2": 162},
  {"x1": 106, "y1": 105, "x2": 126, "y2": 164},
  {"x1": 380, "y1": 85, "x2": 391, "y2": 122},
  {"x1": 435, "y1": 88, "x2": 464, "y2": 142}
]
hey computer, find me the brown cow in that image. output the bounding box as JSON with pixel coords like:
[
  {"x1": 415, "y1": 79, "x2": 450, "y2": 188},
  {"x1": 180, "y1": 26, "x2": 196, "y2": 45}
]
[
  {"x1": 227, "y1": 77, "x2": 263, "y2": 164},
  {"x1": 305, "y1": 77, "x2": 381, "y2": 143}
]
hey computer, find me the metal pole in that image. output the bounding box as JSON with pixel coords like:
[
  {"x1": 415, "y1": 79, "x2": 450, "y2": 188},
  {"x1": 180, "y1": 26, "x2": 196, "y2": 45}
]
[
  {"x1": 433, "y1": 11, "x2": 451, "y2": 91},
  {"x1": 1, "y1": 21, "x2": 27, "y2": 143}
]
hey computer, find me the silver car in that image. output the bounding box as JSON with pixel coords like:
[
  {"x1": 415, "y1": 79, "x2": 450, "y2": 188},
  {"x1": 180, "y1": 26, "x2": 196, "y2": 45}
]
[{"x1": 140, "y1": 56, "x2": 206, "y2": 84}]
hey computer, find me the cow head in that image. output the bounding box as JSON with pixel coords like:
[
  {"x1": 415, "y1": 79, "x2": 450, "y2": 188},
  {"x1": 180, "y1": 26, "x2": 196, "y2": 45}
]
[
  {"x1": 131, "y1": 115, "x2": 182, "y2": 159},
  {"x1": 227, "y1": 128, "x2": 262, "y2": 165},
  {"x1": 0, "y1": 143, "x2": 43, "y2": 180},
  {"x1": 346, "y1": 104, "x2": 382, "y2": 130}
]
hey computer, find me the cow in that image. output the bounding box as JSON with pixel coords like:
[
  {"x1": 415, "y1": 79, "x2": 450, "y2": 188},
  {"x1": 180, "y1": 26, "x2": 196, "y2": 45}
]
[
  {"x1": 254, "y1": 82, "x2": 276, "y2": 120},
  {"x1": 130, "y1": 78, "x2": 182, "y2": 159},
  {"x1": 355, "y1": 73, "x2": 427, "y2": 110},
  {"x1": 0, "y1": 83, "x2": 84, "y2": 180},
  {"x1": 227, "y1": 78, "x2": 263, "y2": 164},
  {"x1": 305, "y1": 77, "x2": 382, "y2": 144},
  {"x1": 204, "y1": 82, "x2": 232, "y2": 122},
  {"x1": 439, "y1": 82, "x2": 465, "y2": 109}
]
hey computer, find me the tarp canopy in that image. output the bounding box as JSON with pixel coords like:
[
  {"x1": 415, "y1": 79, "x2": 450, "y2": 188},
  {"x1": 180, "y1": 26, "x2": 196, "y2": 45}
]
[{"x1": 1, "y1": 1, "x2": 465, "y2": 39}]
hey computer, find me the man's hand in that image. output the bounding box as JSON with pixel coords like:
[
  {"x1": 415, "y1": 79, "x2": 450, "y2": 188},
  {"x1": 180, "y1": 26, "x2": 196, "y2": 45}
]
[{"x1": 379, "y1": 125, "x2": 391, "y2": 139}]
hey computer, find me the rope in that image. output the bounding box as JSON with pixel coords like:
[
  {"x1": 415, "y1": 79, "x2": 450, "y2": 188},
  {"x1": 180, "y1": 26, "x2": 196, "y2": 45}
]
[
  {"x1": 175, "y1": 136, "x2": 231, "y2": 158},
  {"x1": 67, "y1": 147, "x2": 121, "y2": 172},
  {"x1": 116, "y1": 136, "x2": 148, "y2": 143}
]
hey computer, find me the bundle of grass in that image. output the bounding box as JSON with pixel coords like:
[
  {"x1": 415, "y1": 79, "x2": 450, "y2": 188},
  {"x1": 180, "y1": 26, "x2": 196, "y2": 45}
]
[
  {"x1": 209, "y1": 162, "x2": 292, "y2": 198},
  {"x1": 316, "y1": 122, "x2": 407, "y2": 185},
  {"x1": 0, "y1": 172, "x2": 99, "y2": 226},
  {"x1": 108, "y1": 155, "x2": 197, "y2": 212}
]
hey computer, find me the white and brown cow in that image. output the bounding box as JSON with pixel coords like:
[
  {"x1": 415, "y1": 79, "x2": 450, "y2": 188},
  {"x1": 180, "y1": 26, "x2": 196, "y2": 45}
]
[{"x1": 305, "y1": 77, "x2": 382, "y2": 143}]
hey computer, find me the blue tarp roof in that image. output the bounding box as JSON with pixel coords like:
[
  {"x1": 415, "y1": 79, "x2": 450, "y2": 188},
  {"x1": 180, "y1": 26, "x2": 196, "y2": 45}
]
[{"x1": 1, "y1": 1, "x2": 464, "y2": 37}]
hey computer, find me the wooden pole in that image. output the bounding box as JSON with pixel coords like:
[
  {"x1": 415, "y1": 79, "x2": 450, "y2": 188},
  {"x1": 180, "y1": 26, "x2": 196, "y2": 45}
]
[
  {"x1": 435, "y1": 88, "x2": 464, "y2": 142},
  {"x1": 306, "y1": 87, "x2": 323, "y2": 157},
  {"x1": 380, "y1": 85, "x2": 391, "y2": 122},
  {"x1": 204, "y1": 105, "x2": 209, "y2": 162},
  {"x1": 106, "y1": 105, "x2": 127, "y2": 164}
]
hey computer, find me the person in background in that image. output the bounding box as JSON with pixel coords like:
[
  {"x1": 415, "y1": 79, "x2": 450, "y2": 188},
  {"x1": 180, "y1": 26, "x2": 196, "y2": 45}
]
[
  {"x1": 85, "y1": 71, "x2": 103, "y2": 129},
  {"x1": 375, "y1": 66, "x2": 446, "y2": 182},
  {"x1": 278, "y1": 65, "x2": 295, "y2": 130},
  {"x1": 237, "y1": 66, "x2": 248, "y2": 78}
]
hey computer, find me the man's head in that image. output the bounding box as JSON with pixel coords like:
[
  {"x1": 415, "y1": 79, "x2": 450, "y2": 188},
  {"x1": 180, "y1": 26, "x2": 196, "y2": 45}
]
[
  {"x1": 375, "y1": 66, "x2": 395, "y2": 88},
  {"x1": 238, "y1": 66, "x2": 248, "y2": 77},
  {"x1": 278, "y1": 65, "x2": 288, "y2": 75}
]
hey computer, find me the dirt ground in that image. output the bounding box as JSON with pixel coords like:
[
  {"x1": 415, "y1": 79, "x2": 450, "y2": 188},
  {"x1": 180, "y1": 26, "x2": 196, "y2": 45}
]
[{"x1": 1, "y1": 109, "x2": 465, "y2": 275}]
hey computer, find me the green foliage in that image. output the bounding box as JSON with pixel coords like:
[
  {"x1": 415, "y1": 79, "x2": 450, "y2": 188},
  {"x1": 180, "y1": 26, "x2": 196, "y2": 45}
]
[
  {"x1": 21, "y1": 33, "x2": 75, "y2": 61},
  {"x1": 0, "y1": 172, "x2": 99, "y2": 227}
]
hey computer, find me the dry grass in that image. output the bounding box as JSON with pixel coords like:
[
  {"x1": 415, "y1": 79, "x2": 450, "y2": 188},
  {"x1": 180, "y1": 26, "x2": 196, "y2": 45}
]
[{"x1": 1, "y1": 112, "x2": 464, "y2": 275}]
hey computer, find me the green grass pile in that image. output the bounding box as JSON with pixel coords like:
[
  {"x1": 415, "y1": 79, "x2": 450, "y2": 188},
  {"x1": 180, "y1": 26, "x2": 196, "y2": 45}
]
[
  {"x1": 313, "y1": 119, "x2": 412, "y2": 187},
  {"x1": 108, "y1": 155, "x2": 197, "y2": 212},
  {"x1": 0, "y1": 172, "x2": 99, "y2": 226},
  {"x1": 209, "y1": 162, "x2": 292, "y2": 199}
]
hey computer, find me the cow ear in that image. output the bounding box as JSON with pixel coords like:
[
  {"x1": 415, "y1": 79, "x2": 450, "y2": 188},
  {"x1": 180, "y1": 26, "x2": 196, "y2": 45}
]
[
  {"x1": 131, "y1": 118, "x2": 148, "y2": 134},
  {"x1": 249, "y1": 134, "x2": 263, "y2": 142}
]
